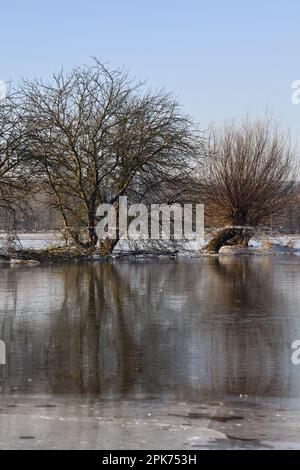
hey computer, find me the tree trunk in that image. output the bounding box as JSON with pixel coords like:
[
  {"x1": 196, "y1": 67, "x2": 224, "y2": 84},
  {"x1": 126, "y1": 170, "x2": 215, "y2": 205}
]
[
  {"x1": 99, "y1": 238, "x2": 119, "y2": 256},
  {"x1": 87, "y1": 218, "x2": 98, "y2": 247},
  {"x1": 205, "y1": 227, "x2": 254, "y2": 253},
  {"x1": 231, "y1": 208, "x2": 248, "y2": 226}
]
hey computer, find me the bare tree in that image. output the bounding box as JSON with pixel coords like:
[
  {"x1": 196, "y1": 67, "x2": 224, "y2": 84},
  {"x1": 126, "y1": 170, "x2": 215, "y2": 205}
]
[
  {"x1": 0, "y1": 93, "x2": 32, "y2": 235},
  {"x1": 201, "y1": 117, "x2": 297, "y2": 251},
  {"x1": 20, "y1": 59, "x2": 201, "y2": 253}
]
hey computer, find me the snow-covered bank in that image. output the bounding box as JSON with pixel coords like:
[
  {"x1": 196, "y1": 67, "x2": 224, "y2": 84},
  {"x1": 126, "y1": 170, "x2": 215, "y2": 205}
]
[
  {"x1": 1, "y1": 231, "x2": 300, "y2": 262},
  {"x1": 247, "y1": 235, "x2": 300, "y2": 255},
  {"x1": 0, "y1": 232, "x2": 61, "y2": 250}
]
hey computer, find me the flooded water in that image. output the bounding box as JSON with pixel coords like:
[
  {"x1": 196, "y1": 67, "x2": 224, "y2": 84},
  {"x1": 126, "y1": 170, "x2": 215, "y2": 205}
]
[{"x1": 1, "y1": 256, "x2": 300, "y2": 402}]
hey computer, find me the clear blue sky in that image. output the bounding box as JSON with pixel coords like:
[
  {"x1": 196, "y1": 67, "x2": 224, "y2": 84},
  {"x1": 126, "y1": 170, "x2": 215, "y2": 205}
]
[{"x1": 1, "y1": 0, "x2": 300, "y2": 144}]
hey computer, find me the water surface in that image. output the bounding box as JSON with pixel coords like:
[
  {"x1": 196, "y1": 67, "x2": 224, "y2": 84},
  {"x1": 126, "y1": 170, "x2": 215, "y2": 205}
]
[{"x1": 0, "y1": 256, "x2": 300, "y2": 402}]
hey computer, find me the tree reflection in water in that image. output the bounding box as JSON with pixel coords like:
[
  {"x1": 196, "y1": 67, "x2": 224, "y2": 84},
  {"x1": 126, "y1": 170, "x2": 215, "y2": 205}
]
[{"x1": 1, "y1": 257, "x2": 300, "y2": 400}]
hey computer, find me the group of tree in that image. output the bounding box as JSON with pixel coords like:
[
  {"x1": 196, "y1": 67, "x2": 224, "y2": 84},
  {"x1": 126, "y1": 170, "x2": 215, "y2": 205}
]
[{"x1": 0, "y1": 59, "x2": 297, "y2": 254}]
